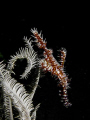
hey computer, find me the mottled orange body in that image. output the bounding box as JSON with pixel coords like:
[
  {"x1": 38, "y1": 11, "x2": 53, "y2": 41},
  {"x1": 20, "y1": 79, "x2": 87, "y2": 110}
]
[{"x1": 31, "y1": 28, "x2": 71, "y2": 107}]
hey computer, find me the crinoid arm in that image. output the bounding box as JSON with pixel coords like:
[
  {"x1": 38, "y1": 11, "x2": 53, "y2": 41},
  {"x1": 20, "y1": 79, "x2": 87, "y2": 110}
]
[
  {"x1": 0, "y1": 62, "x2": 40, "y2": 120},
  {"x1": 7, "y1": 38, "x2": 39, "y2": 79}
]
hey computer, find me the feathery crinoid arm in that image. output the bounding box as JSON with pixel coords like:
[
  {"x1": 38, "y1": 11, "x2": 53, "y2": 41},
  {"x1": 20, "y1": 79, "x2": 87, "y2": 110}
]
[
  {"x1": 7, "y1": 38, "x2": 38, "y2": 79},
  {"x1": 0, "y1": 62, "x2": 39, "y2": 120},
  {"x1": 0, "y1": 62, "x2": 14, "y2": 120},
  {"x1": 3, "y1": 92, "x2": 14, "y2": 120},
  {"x1": 31, "y1": 103, "x2": 40, "y2": 120}
]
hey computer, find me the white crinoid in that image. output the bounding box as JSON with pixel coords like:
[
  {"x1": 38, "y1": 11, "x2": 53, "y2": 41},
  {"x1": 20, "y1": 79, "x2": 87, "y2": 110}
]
[
  {"x1": 0, "y1": 61, "x2": 40, "y2": 120},
  {"x1": 0, "y1": 36, "x2": 40, "y2": 120}
]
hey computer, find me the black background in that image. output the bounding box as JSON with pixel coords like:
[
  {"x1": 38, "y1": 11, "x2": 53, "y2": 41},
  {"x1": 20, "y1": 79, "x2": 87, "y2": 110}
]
[{"x1": 0, "y1": 3, "x2": 89, "y2": 120}]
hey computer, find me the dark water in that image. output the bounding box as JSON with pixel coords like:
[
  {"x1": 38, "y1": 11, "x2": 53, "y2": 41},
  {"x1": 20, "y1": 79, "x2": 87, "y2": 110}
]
[{"x1": 0, "y1": 10, "x2": 89, "y2": 120}]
